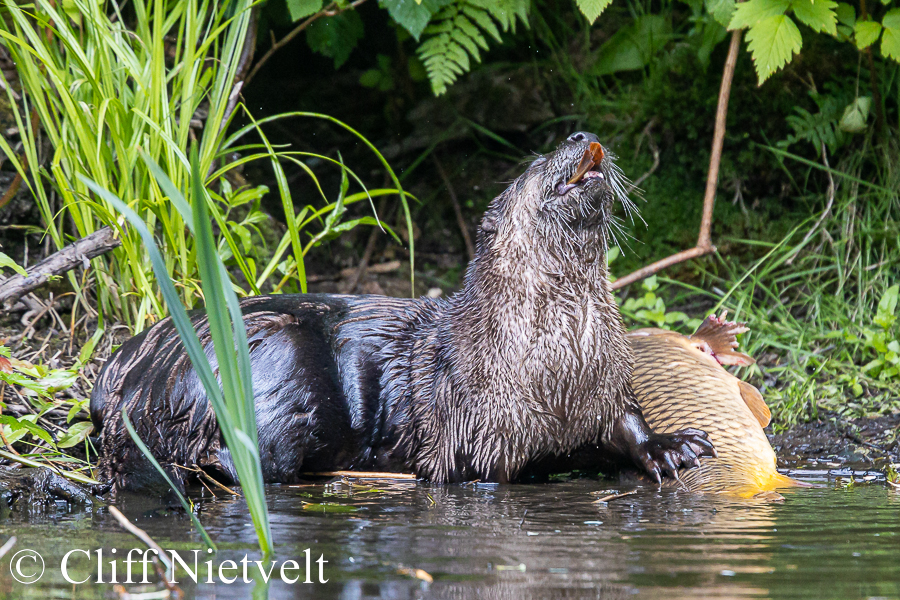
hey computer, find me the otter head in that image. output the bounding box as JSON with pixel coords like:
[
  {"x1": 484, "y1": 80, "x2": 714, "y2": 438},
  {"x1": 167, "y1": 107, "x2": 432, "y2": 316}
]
[{"x1": 476, "y1": 132, "x2": 634, "y2": 276}]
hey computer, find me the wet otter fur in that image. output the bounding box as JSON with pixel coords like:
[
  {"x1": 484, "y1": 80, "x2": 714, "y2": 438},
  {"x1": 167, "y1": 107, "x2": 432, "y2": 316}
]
[{"x1": 91, "y1": 132, "x2": 714, "y2": 493}]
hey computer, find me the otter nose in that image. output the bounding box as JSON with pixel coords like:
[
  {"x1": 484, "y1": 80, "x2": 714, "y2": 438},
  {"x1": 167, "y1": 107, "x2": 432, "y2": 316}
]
[{"x1": 567, "y1": 131, "x2": 600, "y2": 144}]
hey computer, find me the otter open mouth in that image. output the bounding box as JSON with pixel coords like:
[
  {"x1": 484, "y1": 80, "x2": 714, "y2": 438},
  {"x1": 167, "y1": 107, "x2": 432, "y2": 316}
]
[{"x1": 556, "y1": 142, "x2": 605, "y2": 195}]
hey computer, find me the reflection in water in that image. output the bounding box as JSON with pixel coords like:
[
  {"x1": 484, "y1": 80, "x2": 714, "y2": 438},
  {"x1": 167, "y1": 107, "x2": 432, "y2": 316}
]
[{"x1": 0, "y1": 477, "x2": 897, "y2": 599}]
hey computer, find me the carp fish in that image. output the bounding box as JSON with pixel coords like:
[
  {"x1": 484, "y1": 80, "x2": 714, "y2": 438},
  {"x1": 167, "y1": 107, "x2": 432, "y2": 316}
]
[{"x1": 627, "y1": 313, "x2": 803, "y2": 498}]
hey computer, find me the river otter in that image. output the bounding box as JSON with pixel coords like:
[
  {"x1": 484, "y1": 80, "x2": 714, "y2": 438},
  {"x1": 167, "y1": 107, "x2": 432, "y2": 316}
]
[{"x1": 90, "y1": 132, "x2": 714, "y2": 493}]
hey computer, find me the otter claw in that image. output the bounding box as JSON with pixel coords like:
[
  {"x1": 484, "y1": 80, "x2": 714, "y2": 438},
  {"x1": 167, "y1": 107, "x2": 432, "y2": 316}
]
[{"x1": 635, "y1": 429, "x2": 715, "y2": 482}]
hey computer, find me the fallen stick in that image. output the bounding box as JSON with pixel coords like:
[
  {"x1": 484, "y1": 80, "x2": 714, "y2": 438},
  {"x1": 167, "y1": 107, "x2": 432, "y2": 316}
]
[
  {"x1": 0, "y1": 536, "x2": 15, "y2": 559},
  {"x1": 108, "y1": 506, "x2": 183, "y2": 599},
  {"x1": 0, "y1": 226, "x2": 120, "y2": 306},
  {"x1": 592, "y1": 490, "x2": 637, "y2": 504}
]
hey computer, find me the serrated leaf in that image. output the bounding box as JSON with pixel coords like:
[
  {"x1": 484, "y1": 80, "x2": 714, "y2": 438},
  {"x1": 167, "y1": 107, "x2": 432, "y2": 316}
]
[
  {"x1": 286, "y1": 0, "x2": 322, "y2": 21},
  {"x1": 884, "y1": 8, "x2": 900, "y2": 29},
  {"x1": 576, "y1": 0, "x2": 614, "y2": 23},
  {"x1": 417, "y1": 0, "x2": 512, "y2": 95},
  {"x1": 854, "y1": 20, "x2": 883, "y2": 48},
  {"x1": 835, "y1": 2, "x2": 855, "y2": 27},
  {"x1": 468, "y1": 0, "x2": 529, "y2": 31},
  {"x1": 746, "y1": 14, "x2": 802, "y2": 82},
  {"x1": 883, "y1": 26, "x2": 900, "y2": 60},
  {"x1": 884, "y1": 10, "x2": 900, "y2": 60},
  {"x1": 791, "y1": 0, "x2": 837, "y2": 35},
  {"x1": 729, "y1": 0, "x2": 790, "y2": 30},
  {"x1": 461, "y1": 4, "x2": 501, "y2": 41},
  {"x1": 306, "y1": 10, "x2": 365, "y2": 68},
  {"x1": 455, "y1": 13, "x2": 490, "y2": 50},
  {"x1": 380, "y1": 0, "x2": 454, "y2": 39},
  {"x1": 706, "y1": 0, "x2": 736, "y2": 27}
]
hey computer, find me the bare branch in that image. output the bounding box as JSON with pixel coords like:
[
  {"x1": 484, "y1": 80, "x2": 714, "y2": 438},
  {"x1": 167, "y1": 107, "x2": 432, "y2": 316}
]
[
  {"x1": 613, "y1": 29, "x2": 742, "y2": 290},
  {"x1": 0, "y1": 226, "x2": 120, "y2": 306}
]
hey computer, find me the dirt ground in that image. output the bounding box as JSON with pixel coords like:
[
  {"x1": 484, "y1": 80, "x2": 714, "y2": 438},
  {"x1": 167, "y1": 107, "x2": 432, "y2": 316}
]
[{"x1": 769, "y1": 412, "x2": 900, "y2": 468}]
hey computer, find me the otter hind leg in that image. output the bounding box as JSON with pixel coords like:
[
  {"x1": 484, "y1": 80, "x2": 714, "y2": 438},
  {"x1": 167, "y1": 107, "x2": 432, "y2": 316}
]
[{"x1": 248, "y1": 319, "x2": 358, "y2": 483}]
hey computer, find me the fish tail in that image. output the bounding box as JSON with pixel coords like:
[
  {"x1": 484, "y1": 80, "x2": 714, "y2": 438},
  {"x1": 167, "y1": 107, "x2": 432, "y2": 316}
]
[{"x1": 767, "y1": 472, "x2": 810, "y2": 489}]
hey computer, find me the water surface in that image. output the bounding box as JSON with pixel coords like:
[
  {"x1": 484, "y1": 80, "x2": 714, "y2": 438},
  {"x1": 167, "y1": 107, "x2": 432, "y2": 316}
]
[{"x1": 0, "y1": 469, "x2": 897, "y2": 599}]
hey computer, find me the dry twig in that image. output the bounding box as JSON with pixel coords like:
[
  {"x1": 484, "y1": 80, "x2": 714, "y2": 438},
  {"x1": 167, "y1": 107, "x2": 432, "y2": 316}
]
[
  {"x1": 244, "y1": 0, "x2": 368, "y2": 86},
  {"x1": 592, "y1": 490, "x2": 637, "y2": 504},
  {"x1": 613, "y1": 30, "x2": 742, "y2": 290},
  {"x1": 108, "y1": 506, "x2": 183, "y2": 599},
  {"x1": 0, "y1": 227, "x2": 121, "y2": 306},
  {"x1": 432, "y1": 154, "x2": 476, "y2": 261}
]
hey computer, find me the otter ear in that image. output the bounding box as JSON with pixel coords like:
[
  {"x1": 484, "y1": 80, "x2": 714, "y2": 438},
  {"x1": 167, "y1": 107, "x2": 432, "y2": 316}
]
[{"x1": 480, "y1": 214, "x2": 497, "y2": 233}]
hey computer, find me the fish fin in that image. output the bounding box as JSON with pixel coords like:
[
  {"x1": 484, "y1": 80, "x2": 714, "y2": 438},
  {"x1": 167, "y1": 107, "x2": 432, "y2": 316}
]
[
  {"x1": 739, "y1": 380, "x2": 771, "y2": 428},
  {"x1": 690, "y1": 311, "x2": 755, "y2": 366},
  {"x1": 770, "y1": 472, "x2": 812, "y2": 488},
  {"x1": 752, "y1": 490, "x2": 785, "y2": 502}
]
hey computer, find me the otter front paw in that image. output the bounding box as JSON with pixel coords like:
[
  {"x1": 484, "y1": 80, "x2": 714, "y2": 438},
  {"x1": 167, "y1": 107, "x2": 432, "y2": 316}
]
[{"x1": 633, "y1": 428, "x2": 716, "y2": 483}]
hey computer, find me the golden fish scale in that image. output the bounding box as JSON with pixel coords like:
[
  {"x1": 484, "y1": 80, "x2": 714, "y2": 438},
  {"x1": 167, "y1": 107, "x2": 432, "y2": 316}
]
[{"x1": 629, "y1": 335, "x2": 781, "y2": 496}]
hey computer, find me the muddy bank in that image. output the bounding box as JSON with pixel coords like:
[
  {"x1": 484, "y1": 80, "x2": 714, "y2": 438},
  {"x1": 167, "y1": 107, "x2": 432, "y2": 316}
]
[{"x1": 769, "y1": 412, "x2": 900, "y2": 467}]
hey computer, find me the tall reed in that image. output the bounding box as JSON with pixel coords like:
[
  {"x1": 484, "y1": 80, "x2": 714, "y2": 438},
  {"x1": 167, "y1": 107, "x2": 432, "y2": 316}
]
[
  {"x1": 0, "y1": 0, "x2": 409, "y2": 330},
  {"x1": 82, "y1": 146, "x2": 274, "y2": 554}
]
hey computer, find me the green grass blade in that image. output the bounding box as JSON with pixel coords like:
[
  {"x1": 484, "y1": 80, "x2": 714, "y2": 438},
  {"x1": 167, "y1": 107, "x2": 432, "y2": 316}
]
[{"x1": 120, "y1": 410, "x2": 217, "y2": 552}]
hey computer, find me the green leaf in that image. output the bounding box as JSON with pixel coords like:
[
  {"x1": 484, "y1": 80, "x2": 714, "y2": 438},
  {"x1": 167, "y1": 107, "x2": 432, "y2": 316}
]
[
  {"x1": 839, "y1": 96, "x2": 871, "y2": 132},
  {"x1": 57, "y1": 421, "x2": 93, "y2": 448},
  {"x1": 77, "y1": 326, "x2": 105, "y2": 367},
  {"x1": 706, "y1": 0, "x2": 737, "y2": 27},
  {"x1": 306, "y1": 11, "x2": 365, "y2": 68},
  {"x1": 697, "y1": 19, "x2": 729, "y2": 67},
  {"x1": 67, "y1": 399, "x2": 88, "y2": 423},
  {"x1": 883, "y1": 27, "x2": 900, "y2": 60},
  {"x1": 882, "y1": 9, "x2": 900, "y2": 60},
  {"x1": 884, "y1": 8, "x2": 900, "y2": 29},
  {"x1": 121, "y1": 411, "x2": 217, "y2": 551},
  {"x1": 854, "y1": 20, "x2": 883, "y2": 48},
  {"x1": 576, "y1": 0, "x2": 614, "y2": 23},
  {"x1": 229, "y1": 185, "x2": 269, "y2": 207},
  {"x1": 729, "y1": 0, "x2": 790, "y2": 29},
  {"x1": 0, "y1": 449, "x2": 100, "y2": 486},
  {"x1": 380, "y1": 0, "x2": 454, "y2": 40},
  {"x1": 0, "y1": 251, "x2": 27, "y2": 276},
  {"x1": 0, "y1": 415, "x2": 55, "y2": 446},
  {"x1": 592, "y1": 14, "x2": 673, "y2": 75},
  {"x1": 835, "y1": 2, "x2": 855, "y2": 27},
  {"x1": 359, "y1": 68, "x2": 385, "y2": 87},
  {"x1": 746, "y1": 15, "x2": 802, "y2": 83},
  {"x1": 417, "y1": 1, "x2": 511, "y2": 94},
  {"x1": 35, "y1": 370, "x2": 78, "y2": 395},
  {"x1": 875, "y1": 284, "x2": 899, "y2": 329},
  {"x1": 791, "y1": 0, "x2": 837, "y2": 35},
  {"x1": 286, "y1": 0, "x2": 322, "y2": 21}
]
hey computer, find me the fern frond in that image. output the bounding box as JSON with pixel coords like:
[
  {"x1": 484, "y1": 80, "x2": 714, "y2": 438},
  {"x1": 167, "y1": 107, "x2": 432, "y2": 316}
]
[{"x1": 417, "y1": 0, "x2": 530, "y2": 95}]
